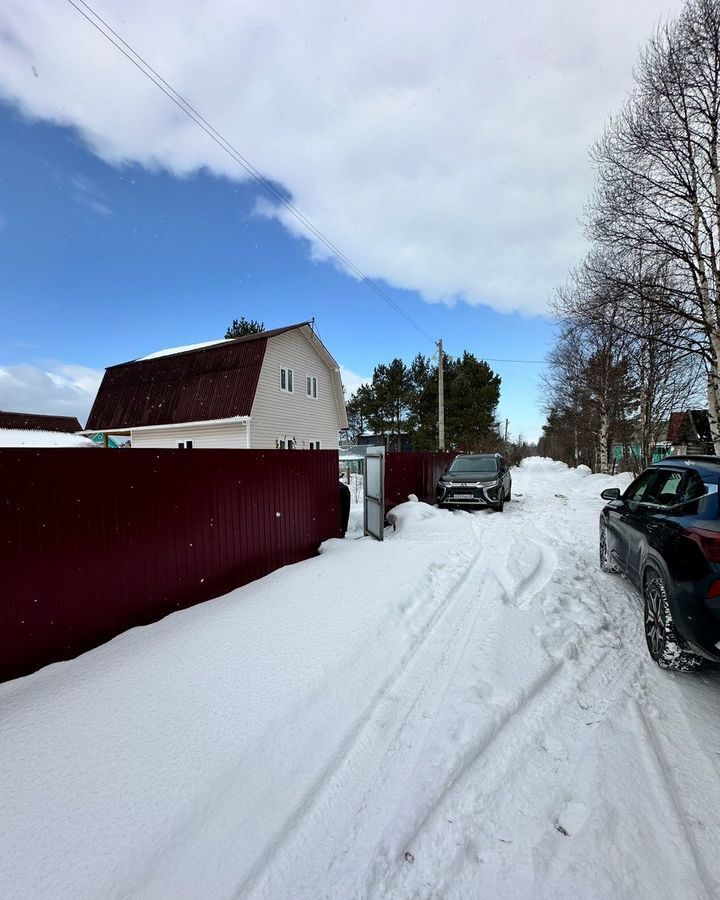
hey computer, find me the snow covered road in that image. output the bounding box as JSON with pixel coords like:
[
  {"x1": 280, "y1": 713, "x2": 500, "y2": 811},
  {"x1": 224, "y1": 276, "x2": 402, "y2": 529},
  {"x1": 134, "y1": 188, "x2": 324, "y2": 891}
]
[{"x1": 3, "y1": 458, "x2": 720, "y2": 899}]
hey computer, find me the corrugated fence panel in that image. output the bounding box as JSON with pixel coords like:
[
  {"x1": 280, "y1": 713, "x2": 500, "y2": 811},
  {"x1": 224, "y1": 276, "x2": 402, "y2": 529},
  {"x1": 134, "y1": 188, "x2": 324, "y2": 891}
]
[
  {"x1": 385, "y1": 452, "x2": 456, "y2": 513},
  {"x1": 0, "y1": 449, "x2": 339, "y2": 682}
]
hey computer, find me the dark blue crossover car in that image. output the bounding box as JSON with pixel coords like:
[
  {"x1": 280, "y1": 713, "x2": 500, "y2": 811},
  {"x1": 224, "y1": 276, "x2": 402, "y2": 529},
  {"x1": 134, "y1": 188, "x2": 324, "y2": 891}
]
[{"x1": 599, "y1": 456, "x2": 720, "y2": 671}]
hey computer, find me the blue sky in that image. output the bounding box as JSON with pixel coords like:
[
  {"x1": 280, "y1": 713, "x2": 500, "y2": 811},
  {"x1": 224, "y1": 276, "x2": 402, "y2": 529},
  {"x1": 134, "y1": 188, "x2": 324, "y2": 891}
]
[
  {"x1": 0, "y1": 0, "x2": 680, "y2": 439},
  {"x1": 0, "y1": 104, "x2": 553, "y2": 438}
]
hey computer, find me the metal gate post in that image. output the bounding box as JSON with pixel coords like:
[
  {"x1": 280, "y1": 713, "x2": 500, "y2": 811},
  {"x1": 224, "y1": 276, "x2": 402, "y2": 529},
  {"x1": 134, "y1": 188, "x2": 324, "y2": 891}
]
[{"x1": 364, "y1": 446, "x2": 385, "y2": 541}]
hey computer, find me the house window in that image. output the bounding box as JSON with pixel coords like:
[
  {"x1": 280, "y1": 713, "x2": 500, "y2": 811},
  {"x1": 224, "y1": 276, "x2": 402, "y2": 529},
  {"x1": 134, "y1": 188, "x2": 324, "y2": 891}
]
[
  {"x1": 306, "y1": 375, "x2": 318, "y2": 399},
  {"x1": 280, "y1": 367, "x2": 294, "y2": 393},
  {"x1": 309, "y1": 440, "x2": 321, "y2": 450},
  {"x1": 276, "y1": 438, "x2": 295, "y2": 450},
  {"x1": 178, "y1": 440, "x2": 193, "y2": 449}
]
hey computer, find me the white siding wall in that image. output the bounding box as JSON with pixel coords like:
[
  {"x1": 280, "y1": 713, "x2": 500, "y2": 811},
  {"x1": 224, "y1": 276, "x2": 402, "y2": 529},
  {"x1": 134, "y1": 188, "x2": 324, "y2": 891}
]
[
  {"x1": 130, "y1": 421, "x2": 248, "y2": 448},
  {"x1": 250, "y1": 330, "x2": 343, "y2": 449}
]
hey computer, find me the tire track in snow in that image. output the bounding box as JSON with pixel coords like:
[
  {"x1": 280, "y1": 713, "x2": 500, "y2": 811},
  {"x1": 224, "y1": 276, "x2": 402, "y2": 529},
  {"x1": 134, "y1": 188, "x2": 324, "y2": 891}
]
[
  {"x1": 248, "y1": 461, "x2": 682, "y2": 900},
  {"x1": 367, "y1": 469, "x2": 649, "y2": 899},
  {"x1": 629, "y1": 699, "x2": 719, "y2": 899},
  {"x1": 239, "y1": 518, "x2": 507, "y2": 899},
  {"x1": 488, "y1": 529, "x2": 559, "y2": 611},
  {"x1": 368, "y1": 628, "x2": 642, "y2": 897}
]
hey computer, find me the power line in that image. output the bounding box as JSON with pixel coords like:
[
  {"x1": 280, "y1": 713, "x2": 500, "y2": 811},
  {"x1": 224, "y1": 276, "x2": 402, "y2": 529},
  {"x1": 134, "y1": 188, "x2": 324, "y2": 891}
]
[
  {"x1": 65, "y1": 0, "x2": 437, "y2": 346},
  {"x1": 442, "y1": 351, "x2": 544, "y2": 364},
  {"x1": 484, "y1": 358, "x2": 545, "y2": 364}
]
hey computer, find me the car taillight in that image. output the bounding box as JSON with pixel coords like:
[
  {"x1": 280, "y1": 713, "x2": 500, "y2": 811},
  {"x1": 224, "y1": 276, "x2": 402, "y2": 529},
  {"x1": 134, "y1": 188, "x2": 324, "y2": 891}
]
[
  {"x1": 707, "y1": 579, "x2": 720, "y2": 599},
  {"x1": 686, "y1": 527, "x2": 720, "y2": 563}
]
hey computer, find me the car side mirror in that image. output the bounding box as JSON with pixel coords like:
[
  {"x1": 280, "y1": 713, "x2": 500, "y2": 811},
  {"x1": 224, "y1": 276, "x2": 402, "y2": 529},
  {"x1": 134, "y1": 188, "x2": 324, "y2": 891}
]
[{"x1": 601, "y1": 488, "x2": 621, "y2": 500}]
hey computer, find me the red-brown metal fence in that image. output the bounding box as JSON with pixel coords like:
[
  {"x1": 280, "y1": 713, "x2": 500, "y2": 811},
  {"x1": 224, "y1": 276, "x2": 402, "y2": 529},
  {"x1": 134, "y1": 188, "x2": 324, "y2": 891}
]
[
  {"x1": 0, "y1": 449, "x2": 340, "y2": 682},
  {"x1": 384, "y1": 451, "x2": 456, "y2": 513}
]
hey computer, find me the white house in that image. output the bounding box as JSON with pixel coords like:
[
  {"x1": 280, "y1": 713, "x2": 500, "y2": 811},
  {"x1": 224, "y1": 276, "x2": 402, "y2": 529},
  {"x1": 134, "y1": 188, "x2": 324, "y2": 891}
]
[{"x1": 85, "y1": 322, "x2": 348, "y2": 449}]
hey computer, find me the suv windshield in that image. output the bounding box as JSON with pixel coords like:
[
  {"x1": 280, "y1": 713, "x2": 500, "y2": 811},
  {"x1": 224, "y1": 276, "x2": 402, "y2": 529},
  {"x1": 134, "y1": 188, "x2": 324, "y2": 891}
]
[{"x1": 449, "y1": 456, "x2": 498, "y2": 473}]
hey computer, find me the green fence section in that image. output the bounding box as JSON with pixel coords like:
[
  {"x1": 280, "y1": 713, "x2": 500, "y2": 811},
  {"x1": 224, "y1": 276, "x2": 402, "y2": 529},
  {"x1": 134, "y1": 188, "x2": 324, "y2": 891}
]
[{"x1": 612, "y1": 444, "x2": 670, "y2": 465}]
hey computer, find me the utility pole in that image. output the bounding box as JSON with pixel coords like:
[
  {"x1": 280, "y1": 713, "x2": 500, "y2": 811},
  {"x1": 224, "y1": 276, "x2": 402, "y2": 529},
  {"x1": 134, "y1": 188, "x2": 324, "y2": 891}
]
[
  {"x1": 504, "y1": 418, "x2": 509, "y2": 455},
  {"x1": 438, "y1": 339, "x2": 445, "y2": 451}
]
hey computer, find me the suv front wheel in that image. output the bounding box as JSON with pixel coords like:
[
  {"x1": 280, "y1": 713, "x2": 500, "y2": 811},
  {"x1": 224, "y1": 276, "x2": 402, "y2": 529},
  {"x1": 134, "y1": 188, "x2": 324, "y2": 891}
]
[
  {"x1": 643, "y1": 568, "x2": 703, "y2": 672},
  {"x1": 599, "y1": 521, "x2": 620, "y2": 573}
]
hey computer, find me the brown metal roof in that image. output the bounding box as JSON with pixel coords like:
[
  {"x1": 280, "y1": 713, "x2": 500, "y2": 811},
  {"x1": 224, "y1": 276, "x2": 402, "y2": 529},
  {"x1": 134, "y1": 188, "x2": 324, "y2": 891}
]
[
  {"x1": 86, "y1": 324, "x2": 311, "y2": 431},
  {"x1": 0, "y1": 411, "x2": 83, "y2": 433}
]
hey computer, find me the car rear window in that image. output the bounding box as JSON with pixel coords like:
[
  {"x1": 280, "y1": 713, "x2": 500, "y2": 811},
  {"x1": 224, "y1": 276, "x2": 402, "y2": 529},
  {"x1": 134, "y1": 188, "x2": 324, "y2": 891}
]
[
  {"x1": 646, "y1": 470, "x2": 684, "y2": 506},
  {"x1": 680, "y1": 470, "x2": 718, "y2": 518}
]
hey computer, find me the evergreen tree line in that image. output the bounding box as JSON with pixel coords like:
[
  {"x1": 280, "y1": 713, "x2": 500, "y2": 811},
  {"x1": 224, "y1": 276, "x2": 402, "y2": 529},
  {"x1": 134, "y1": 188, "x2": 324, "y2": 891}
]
[
  {"x1": 345, "y1": 352, "x2": 502, "y2": 452},
  {"x1": 542, "y1": 0, "x2": 718, "y2": 472}
]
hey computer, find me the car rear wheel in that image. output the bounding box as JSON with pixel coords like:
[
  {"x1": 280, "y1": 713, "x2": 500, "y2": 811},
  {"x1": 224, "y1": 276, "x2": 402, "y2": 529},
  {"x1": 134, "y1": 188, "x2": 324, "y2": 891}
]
[
  {"x1": 643, "y1": 569, "x2": 703, "y2": 672},
  {"x1": 599, "y1": 522, "x2": 620, "y2": 573}
]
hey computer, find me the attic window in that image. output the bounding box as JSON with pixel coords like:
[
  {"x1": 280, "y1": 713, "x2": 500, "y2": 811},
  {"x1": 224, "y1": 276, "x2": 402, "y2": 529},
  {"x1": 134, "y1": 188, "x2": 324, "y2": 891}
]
[
  {"x1": 306, "y1": 375, "x2": 318, "y2": 399},
  {"x1": 280, "y1": 367, "x2": 294, "y2": 393}
]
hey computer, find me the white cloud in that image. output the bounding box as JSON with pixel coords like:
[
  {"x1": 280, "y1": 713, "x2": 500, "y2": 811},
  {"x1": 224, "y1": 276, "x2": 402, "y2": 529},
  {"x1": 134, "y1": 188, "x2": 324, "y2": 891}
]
[
  {"x1": 0, "y1": 363, "x2": 103, "y2": 425},
  {"x1": 0, "y1": 0, "x2": 683, "y2": 315},
  {"x1": 339, "y1": 365, "x2": 369, "y2": 397}
]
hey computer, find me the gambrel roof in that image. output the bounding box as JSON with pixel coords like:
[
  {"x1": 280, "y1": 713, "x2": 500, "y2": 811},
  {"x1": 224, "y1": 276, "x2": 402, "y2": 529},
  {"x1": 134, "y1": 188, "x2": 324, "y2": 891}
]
[{"x1": 86, "y1": 322, "x2": 347, "y2": 431}]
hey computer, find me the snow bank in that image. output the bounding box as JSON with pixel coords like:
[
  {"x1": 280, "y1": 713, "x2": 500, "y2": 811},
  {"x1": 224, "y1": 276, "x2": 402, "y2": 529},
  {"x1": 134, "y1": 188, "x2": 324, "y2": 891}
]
[
  {"x1": 0, "y1": 428, "x2": 95, "y2": 447},
  {"x1": 518, "y1": 455, "x2": 633, "y2": 497}
]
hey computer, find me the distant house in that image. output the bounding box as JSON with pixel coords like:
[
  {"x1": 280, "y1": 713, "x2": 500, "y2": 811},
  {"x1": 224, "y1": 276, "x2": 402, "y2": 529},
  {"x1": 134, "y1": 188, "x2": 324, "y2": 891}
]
[
  {"x1": 0, "y1": 410, "x2": 94, "y2": 448},
  {"x1": 0, "y1": 410, "x2": 94, "y2": 447},
  {"x1": 85, "y1": 322, "x2": 348, "y2": 449},
  {"x1": 667, "y1": 409, "x2": 714, "y2": 456},
  {"x1": 0, "y1": 410, "x2": 82, "y2": 433},
  {"x1": 610, "y1": 410, "x2": 716, "y2": 467}
]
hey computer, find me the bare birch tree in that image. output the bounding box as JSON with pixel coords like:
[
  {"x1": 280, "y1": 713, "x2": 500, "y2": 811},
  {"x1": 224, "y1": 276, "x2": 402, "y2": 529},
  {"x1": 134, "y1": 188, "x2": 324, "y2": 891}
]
[
  {"x1": 544, "y1": 307, "x2": 634, "y2": 474},
  {"x1": 554, "y1": 249, "x2": 703, "y2": 470},
  {"x1": 589, "y1": 0, "x2": 720, "y2": 451}
]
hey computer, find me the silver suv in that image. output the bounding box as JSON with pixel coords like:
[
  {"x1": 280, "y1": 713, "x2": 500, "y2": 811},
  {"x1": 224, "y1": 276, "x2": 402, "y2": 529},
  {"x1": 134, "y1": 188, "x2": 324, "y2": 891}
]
[{"x1": 436, "y1": 453, "x2": 512, "y2": 512}]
